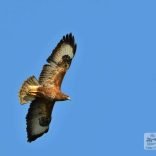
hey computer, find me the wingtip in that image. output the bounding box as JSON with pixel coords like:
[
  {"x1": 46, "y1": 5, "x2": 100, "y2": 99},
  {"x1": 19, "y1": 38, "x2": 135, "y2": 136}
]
[
  {"x1": 62, "y1": 33, "x2": 77, "y2": 54},
  {"x1": 63, "y1": 33, "x2": 75, "y2": 41},
  {"x1": 47, "y1": 33, "x2": 77, "y2": 63},
  {"x1": 27, "y1": 131, "x2": 47, "y2": 143}
]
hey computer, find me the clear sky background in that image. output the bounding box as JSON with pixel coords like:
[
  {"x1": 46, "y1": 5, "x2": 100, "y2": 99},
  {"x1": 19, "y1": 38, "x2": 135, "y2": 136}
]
[{"x1": 0, "y1": 0, "x2": 156, "y2": 155}]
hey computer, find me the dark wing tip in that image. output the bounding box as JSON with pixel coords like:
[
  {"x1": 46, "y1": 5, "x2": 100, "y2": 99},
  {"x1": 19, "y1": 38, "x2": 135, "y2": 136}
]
[
  {"x1": 27, "y1": 134, "x2": 43, "y2": 143},
  {"x1": 47, "y1": 33, "x2": 77, "y2": 63},
  {"x1": 62, "y1": 33, "x2": 77, "y2": 54},
  {"x1": 27, "y1": 129, "x2": 49, "y2": 143}
]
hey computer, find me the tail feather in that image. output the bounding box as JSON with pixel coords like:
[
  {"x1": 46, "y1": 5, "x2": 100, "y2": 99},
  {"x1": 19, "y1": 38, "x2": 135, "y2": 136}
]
[{"x1": 19, "y1": 76, "x2": 39, "y2": 104}]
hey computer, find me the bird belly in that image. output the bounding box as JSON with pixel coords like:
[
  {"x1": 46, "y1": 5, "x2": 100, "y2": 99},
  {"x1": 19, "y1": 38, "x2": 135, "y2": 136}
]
[
  {"x1": 36, "y1": 87, "x2": 57, "y2": 100},
  {"x1": 36, "y1": 86, "x2": 67, "y2": 101}
]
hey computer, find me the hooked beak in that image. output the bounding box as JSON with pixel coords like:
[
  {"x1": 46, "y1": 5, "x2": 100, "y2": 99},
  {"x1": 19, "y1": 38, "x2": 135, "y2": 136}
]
[{"x1": 67, "y1": 96, "x2": 71, "y2": 100}]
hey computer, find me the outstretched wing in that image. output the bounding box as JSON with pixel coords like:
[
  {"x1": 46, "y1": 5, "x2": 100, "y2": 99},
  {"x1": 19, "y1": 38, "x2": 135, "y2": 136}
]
[
  {"x1": 39, "y1": 33, "x2": 77, "y2": 88},
  {"x1": 26, "y1": 98, "x2": 55, "y2": 142}
]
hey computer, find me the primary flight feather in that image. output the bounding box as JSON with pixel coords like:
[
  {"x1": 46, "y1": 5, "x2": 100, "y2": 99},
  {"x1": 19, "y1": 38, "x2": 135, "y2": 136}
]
[{"x1": 19, "y1": 33, "x2": 77, "y2": 142}]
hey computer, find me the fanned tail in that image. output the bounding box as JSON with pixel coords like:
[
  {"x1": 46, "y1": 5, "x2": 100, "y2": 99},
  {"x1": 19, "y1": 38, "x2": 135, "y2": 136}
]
[{"x1": 19, "y1": 76, "x2": 39, "y2": 104}]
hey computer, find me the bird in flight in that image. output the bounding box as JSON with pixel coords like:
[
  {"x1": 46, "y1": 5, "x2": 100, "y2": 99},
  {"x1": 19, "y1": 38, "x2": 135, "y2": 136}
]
[{"x1": 18, "y1": 33, "x2": 77, "y2": 142}]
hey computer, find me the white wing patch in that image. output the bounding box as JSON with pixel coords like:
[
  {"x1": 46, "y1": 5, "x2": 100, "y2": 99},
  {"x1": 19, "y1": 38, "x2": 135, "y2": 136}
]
[
  {"x1": 52, "y1": 44, "x2": 74, "y2": 64},
  {"x1": 31, "y1": 117, "x2": 48, "y2": 136}
]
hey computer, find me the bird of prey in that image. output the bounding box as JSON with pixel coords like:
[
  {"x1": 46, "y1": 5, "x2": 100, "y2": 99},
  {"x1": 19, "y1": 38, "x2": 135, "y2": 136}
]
[{"x1": 18, "y1": 33, "x2": 77, "y2": 142}]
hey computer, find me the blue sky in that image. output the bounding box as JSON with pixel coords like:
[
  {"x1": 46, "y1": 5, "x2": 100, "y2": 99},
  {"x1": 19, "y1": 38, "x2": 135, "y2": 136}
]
[{"x1": 0, "y1": 0, "x2": 156, "y2": 155}]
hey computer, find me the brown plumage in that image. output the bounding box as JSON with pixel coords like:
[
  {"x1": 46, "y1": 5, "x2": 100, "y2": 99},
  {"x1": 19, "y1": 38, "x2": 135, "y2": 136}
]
[{"x1": 19, "y1": 33, "x2": 77, "y2": 142}]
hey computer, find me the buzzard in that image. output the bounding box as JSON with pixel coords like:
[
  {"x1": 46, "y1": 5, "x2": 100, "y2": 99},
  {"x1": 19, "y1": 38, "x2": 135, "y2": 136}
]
[{"x1": 19, "y1": 33, "x2": 77, "y2": 142}]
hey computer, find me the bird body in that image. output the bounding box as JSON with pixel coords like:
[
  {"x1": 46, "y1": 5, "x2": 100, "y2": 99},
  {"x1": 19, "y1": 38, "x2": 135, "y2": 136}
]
[{"x1": 18, "y1": 33, "x2": 77, "y2": 142}]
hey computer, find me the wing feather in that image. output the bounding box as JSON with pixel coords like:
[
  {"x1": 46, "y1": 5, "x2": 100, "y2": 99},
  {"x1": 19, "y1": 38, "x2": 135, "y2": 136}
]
[
  {"x1": 26, "y1": 98, "x2": 55, "y2": 142},
  {"x1": 47, "y1": 33, "x2": 76, "y2": 64},
  {"x1": 39, "y1": 63, "x2": 58, "y2": 86},
  {"x1": 39, "y1": 33, "x2": 77, "y2": 87}
]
